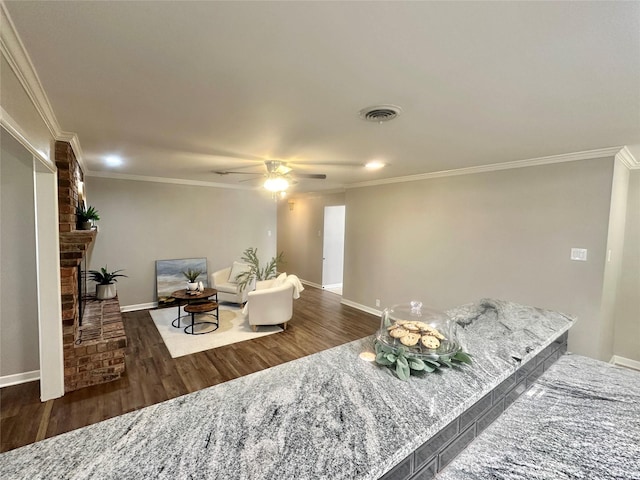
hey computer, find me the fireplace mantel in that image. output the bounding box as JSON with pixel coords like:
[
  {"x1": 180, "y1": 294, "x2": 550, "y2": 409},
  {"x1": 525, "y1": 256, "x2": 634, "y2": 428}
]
[{"x1": 59, "y1": 229, "x2": 97, "y2": 267}]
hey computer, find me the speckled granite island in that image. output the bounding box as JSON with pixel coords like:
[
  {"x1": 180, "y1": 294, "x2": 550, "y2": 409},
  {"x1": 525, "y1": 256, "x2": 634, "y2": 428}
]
[{"x1": 0, "y1": 299, "x2": 575, "y2": 480}]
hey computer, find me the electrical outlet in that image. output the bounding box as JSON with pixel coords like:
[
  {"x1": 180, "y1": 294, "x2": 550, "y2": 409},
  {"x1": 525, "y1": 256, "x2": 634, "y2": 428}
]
[{"x1": 375, "y1": 299, "x2": 380, "y2": 307}]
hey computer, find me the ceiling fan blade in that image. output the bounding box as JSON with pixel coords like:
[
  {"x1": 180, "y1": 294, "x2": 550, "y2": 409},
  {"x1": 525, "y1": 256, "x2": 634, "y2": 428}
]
[
  {"x1": 238, "y1": 176, "x2": 265, "y2": 183},
  {"x1": 291, "y1": 173, "x2": 327, "y2": 179},
  {"x1": 213, "y1": 170, "x2": 263, "y2": 175},
  {"x1": 288, "y1": 161, "x2": 364, "y2": 168}
]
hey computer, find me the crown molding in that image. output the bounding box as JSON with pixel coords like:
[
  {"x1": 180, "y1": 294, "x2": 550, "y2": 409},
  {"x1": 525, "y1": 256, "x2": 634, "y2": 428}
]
[
  {"x1": 347, "y1": 146, "x2": 626, "y2": 189},
  {"x1": 616, "y1": 146, "x2": 639, "y2": 170},
  {"x1": 0, "y1": 2, "x2": 86, "y2": 173},
  {"x1": 287, "y1": 188, "x2": 347, "y2": 199},
  {"x1": 86, "y1": 170, "x2": 258, "y2": 190},
  {"x1": 1, "y1": 107, "x2": 56, "y2": 172}
]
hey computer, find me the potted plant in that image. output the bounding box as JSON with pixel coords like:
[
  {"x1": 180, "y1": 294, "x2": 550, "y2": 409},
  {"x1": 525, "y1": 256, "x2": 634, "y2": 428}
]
[
  {"x1": 182, "y1": 268, "x2": 203, "y2": 291},
  {"x1": 235, "y1": 247, "x2": 285, "y2": 290},
  {"x1": 88, "y1": 266, "x2": 127, "y2": 300},
  {"x1": 76, "y1": 204, "x2": 100, "y2": 230}
]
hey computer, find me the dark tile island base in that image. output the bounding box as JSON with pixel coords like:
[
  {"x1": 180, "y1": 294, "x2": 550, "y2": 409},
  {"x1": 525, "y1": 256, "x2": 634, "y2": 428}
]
[{"x1": 4, "y1": 299, "x2": 635, "y2": 480}]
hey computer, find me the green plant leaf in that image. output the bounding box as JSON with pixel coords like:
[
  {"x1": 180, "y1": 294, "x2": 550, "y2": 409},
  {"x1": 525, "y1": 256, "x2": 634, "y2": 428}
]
[
  {"x1": 422, "y1": 363, "x2": 437, "y2": 373},
  {"x1": 452, "y1": 351, "x2": 473, "y2": 364},
  {"x1": 182, "y1": 268, "x2": 203, "y2": 282},
  {"x1": 439, "y1": 359, "x2": 454, "y2": 368},
  {"x1": 396, "y1": 362, "x2": 410, "y2": 381},
  {"x1": 380, "y1": 344, "x2": 394, "y2": 354},
  {"x1": 424, "y1": 359, "x2": 441, "y2": 368},
  {"x1": 76, "y1": 204, "x2": 100, "y2": 222},
  {"x1": 408, "y1": 358, "x2": 425, "y2": 371},
  {"x1": 385, "y1": 353, "x2": 397, "y2": 363},
  {"x1": 396, "y1": 355, "x2": 408, "y2": 368},
  {"x1": 237, "y1": 247, "x2": 285, "y2": 290},
  {"x1": 375, "y1": 355, "x2": 393, "y2": 366},
  {"x1": 88, "y1": 266, "x2": 127, "y2": 285}
]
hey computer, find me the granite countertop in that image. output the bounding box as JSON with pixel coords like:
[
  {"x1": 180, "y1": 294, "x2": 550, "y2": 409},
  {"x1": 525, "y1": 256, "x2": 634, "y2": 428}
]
[
  {"x1": 0, "y1": 299, "x2": 574, "y2": 480},
  {"x1": 437, "y1": 354, "x2": 640, "y2": 480}
]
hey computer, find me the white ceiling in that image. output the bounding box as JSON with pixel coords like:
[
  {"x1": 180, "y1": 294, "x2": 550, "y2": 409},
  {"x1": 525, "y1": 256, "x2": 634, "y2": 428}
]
[{"x1": 5, "y1": 1, "x2": 640, "y2": 193}]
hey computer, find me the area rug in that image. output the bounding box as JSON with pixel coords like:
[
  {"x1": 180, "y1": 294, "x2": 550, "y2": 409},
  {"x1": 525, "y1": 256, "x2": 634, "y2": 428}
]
[{"x1": 149, "y1": 305, "x2": 283, "y2": 358}]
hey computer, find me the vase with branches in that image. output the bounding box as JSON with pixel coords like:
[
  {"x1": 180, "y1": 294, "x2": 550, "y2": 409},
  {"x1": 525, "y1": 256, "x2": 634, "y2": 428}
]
[{"x1": 235, "y1": 247, "x2": 284, "y2": 290}]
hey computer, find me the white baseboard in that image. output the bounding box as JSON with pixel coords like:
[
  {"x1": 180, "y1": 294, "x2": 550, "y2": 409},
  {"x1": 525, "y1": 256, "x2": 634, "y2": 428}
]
[
  {"x1": 0, "y1": 370, "x2": 40, "y2": 388},
  {"x1": 121, "y1": 302, "x2": 157, "y2": 312},
  {"x1": 609, "y1": 355, "x2": 640, "y2": 371},
  {"x1": 300, "y1": 279, "x2": 322, "y2": 290},
  {"x1": 340, "y1": 298, "x2": 382, "y2": 317}
]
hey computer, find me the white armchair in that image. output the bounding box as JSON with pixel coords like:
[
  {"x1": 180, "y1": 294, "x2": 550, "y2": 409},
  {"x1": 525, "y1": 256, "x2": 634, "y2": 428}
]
[
  {"x1": 211, "y1": 262, "x2": 256, "y2": 305},
  {"x1": 245, "y1": 274, "x2": 304, "y2": 331}
]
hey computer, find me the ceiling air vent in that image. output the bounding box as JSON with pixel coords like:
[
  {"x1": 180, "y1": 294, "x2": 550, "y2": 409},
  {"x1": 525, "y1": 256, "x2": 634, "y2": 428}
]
[{"x1": 359, "y1": 104, "x2": 402, "y2": 123}]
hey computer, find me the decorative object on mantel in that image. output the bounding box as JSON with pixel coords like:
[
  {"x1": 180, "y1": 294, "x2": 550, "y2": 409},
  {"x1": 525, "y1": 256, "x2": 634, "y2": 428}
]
[
  {"x1": 374, "y1": 301, "x2": 472, "y2": 380},
  {"x1": 182, "y1": 268, "x2": 203, "y2": 291},
  {"x1": 76, "y1": 204, "x2": 100, "y2": 230},
  {"x1": 235, "y1": 247, "x2": 285, "y2": 290},
  {"x1": 88, "y1": 266, "x2": 127, "y2": 300}
]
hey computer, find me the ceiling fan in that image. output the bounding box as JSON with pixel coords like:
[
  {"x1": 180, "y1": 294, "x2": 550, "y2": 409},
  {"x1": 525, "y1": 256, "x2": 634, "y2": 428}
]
[{"x1": 214, "y1": 161, "x2": 327, "y2": 192}]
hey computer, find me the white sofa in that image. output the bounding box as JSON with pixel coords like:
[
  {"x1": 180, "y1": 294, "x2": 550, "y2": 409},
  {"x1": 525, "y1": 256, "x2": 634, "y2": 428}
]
[
  {"x1": 244, "y1": 273, "x2": 304, "y2": 331},
  {"x1": 211, "y1": 262, "x2": 256, "y2": 305}
]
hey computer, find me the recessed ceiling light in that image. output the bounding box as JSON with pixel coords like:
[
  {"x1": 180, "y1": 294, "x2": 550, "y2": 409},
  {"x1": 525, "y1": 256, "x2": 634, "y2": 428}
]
[
  {"x1": 104, "y1": 155, "x2": 123, "y2": 167},
  {"x1": 365, "y1": 161, "x2": 385, "y2": 170}
]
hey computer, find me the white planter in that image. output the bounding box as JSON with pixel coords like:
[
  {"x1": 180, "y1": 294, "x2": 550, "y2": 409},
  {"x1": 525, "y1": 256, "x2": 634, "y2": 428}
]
[
  {"x1": 96, "y1": 283, "x2": 117, "y2": 300},
  {"x1": 187, "y1": 282, "x2": 198, "y2": 291}
]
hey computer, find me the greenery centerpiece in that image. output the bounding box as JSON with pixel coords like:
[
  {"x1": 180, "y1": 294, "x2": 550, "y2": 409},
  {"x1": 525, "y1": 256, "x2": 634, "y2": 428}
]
[
  {"x1": 182, "y1": 268, "x2": 203, "y2": 291},
  {"x1": 88, "y1": 266, "x2": 127, "y2": 300},
  {"x1": 76, "y1": 204, "x2": 100, "y2": 230},
  {"x1": 235, "y1": 247, "x2": 285, "y2": 290},
  {"x1": 374, "y1": 340, "x2": 472, "y2": 380}
]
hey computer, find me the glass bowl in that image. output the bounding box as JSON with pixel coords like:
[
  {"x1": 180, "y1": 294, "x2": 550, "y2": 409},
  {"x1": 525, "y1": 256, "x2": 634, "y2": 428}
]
[{"x1": 376, "y1": 301, "x2": 460, "y2": 359}]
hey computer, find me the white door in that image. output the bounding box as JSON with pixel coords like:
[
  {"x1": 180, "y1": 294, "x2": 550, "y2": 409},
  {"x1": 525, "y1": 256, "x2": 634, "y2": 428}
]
[{"x1": 322, "y1": 205, "x2": 346, "y2": 289}]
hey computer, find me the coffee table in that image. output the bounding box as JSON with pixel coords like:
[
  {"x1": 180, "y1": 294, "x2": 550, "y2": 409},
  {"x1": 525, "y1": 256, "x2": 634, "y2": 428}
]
[{"x1": 170, "y1": 288, "x2": 218, "y2": 334}]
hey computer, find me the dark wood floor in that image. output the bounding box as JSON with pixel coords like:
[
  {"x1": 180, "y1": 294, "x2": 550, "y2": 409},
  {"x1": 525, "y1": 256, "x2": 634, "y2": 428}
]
[{"x1": 0, "y1": 286, "x2": 379, "y2": 453}]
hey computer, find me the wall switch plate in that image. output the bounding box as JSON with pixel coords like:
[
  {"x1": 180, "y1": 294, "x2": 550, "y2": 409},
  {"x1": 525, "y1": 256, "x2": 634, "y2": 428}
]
[
  {"x1": 570, "y1": 248, "x2": 588, "y2": 261},
  {"x1": 375, "y1": 299, "x2": 381, "y2": 307}
]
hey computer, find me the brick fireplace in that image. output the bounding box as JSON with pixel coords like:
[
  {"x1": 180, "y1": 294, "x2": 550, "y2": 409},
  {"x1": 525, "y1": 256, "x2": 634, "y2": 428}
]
[{"x1": 56, "y1": 141, "x2": 127, "y2": 392}]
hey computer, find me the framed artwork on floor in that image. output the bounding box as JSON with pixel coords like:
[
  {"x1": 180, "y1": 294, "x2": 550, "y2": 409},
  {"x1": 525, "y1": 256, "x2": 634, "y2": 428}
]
[{"x1": 155, "y1": 257, "x2": 208, "y2": 306}]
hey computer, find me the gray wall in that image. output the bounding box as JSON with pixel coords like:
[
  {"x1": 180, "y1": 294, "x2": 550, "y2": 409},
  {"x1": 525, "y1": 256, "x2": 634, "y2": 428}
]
[
  {"x1": 1, "y1": 129, "x2": 39, "y2": 376},
  {"x1": 343, "y1": 158, "x2": 618, "y2": 360},
  {"x1": 86, "y1": 176, "x2": 277, "y2": 307},
  {"x1": 277, "y1": 192, "x2": 345, "y2": 285},
  {"x1": 614, "y1": 169, "x2": 640, "y2": 362}
]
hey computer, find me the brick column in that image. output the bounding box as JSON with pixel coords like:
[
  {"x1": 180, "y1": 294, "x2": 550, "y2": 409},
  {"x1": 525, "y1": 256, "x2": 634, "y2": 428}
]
[{"x1": 56, "y1": 141, "x2": 127, "y2": 392}]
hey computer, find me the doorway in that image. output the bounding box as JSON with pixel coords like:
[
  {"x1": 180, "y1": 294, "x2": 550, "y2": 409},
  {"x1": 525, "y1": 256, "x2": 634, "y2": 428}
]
[{"x1": 322, "y1": 205, "x2": 346, "y2": 295}]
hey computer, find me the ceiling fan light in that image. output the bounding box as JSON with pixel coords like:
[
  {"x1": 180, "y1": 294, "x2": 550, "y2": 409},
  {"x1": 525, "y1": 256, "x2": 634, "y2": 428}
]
[
  {"x1": 365, "y1": 160, "x2": 385, "y2": 170},
  {"x1": 264, "y1": 176, "x2": 289, "y2": 192}
]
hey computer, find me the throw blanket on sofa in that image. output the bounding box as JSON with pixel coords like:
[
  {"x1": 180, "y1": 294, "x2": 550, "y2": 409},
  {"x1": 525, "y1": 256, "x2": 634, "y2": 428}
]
[
  {"x1": 241, "y1": 274, "x2": 305, "y2": 316},
  {"x1": 286, "y1": 274, "x2": 304, "y2": 299}
]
